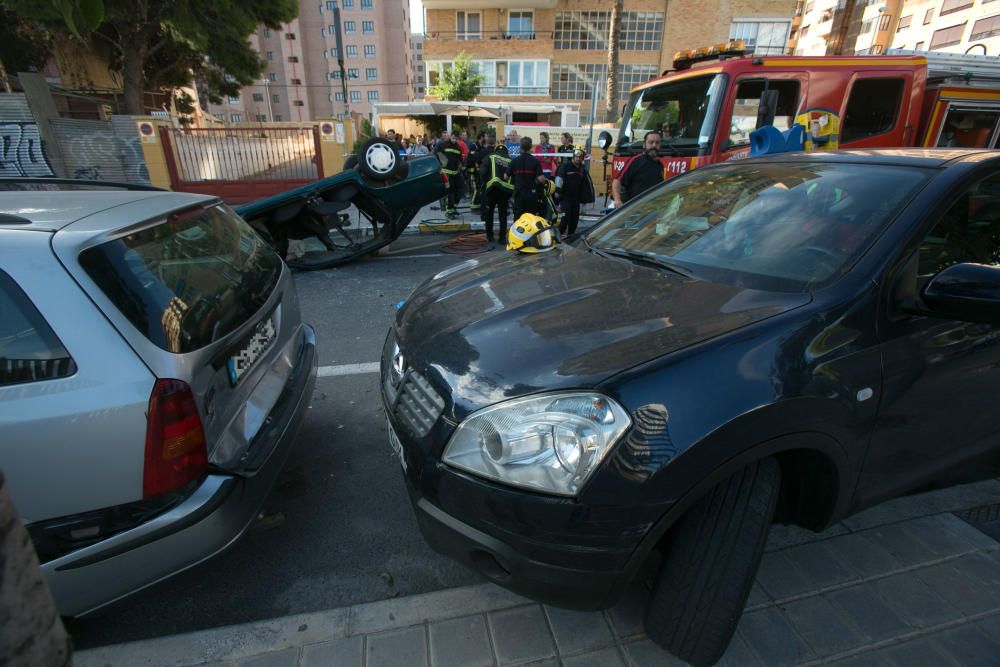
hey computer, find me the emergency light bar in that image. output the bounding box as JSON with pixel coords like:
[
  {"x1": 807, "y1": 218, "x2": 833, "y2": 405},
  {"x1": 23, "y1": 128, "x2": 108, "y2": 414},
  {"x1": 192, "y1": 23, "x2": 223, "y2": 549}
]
[{"x1": 672, "y1": 40, "x2": 748, "y2": 70}]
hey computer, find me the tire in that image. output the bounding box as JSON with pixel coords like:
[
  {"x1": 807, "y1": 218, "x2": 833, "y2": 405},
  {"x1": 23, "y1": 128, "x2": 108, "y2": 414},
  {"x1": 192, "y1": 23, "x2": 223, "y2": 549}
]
[
  {"x1": 644, "y1": 457, "x2": 780, "y2": 667},
  {"x1": 355, "y1": 138, "x2": 405, "y2": 181}
]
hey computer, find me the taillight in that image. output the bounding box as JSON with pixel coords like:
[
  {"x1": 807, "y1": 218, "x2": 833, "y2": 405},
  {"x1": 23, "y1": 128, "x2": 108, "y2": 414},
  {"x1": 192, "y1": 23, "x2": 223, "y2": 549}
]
[{"x1": 143, "y1": 379, "x2": 208, "y2": 499}]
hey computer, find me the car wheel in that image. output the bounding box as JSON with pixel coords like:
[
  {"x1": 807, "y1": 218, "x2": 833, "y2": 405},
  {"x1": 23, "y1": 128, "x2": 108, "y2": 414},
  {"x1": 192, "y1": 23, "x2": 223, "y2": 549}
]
[
  {"x1": 644, "y1": 457, "x2": 780, "y2": 667},
  {"x1": 356, "y1": 138, "x2": 404, "y2": 182}
]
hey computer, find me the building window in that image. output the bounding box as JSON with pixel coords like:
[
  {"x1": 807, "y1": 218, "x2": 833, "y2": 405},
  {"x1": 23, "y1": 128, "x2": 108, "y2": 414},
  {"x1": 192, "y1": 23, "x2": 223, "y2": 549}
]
[
  {"x1": 348, "y1": 67, "x2": 359, "y2": 78},
  {"x1": 916, "y1": 41, "x2": 925, "y2": 49},
  {"x1": 274, "y1": 114, "x2": 283, "y2": 121},
  {"x1": 345, "y1": 20, "x2": 356, "y2": 33},
  {"x1": 350, "y1": 90, "x2": 361, "y2": 102},
  {"x1": 363, "y1": 20, "x2": 374, "y2": 33},
  {"x1": 366, "y1": 67, "x2": 377, "y2": 79},
  {"x1": 861, "y1": 18, "x2": 875, "y2": 35},
  {"x1": 255, "y1": 114, "x2": 267, "y2": 122},
  {"x1": 730, "y1": 20, "x2": 790, "y2": 55},
  {"x1": 897, "y1": 15, "x2": 912, "y2": 31},
  {"x1": 364, "y1": 44, "x2": 376, "y2": 58},
  {"x1": 457, "y1": 11, "x2": 481, "y2": 40},
  {"x1": 268, "y1": 73, "x2": 277, "y2": 81},
  {"x1": 293, "y1": 100, "x2": 305, "y2": 106},
  {"x1": 930, "y1": 23, "x2": 968, "y2": 49},
  {"x1": 263, "y1": 28, "x2": 271, "y2": 38},
  {"x1": 940, "y1": 0, "x2": 973, "y2": 16},
  {"x1": 252, "y1": 93, "x2": 264, "y2": 102},
  {"x1": 288, "y1": 56, "x2": 299, "y2": 63},
  {"x1": 924, "y1": 8, "x2": 934, "y2": 25},
  {"x1": 878, "y1": 14, "x2": 891, "y2": 31},
  {"x1": 343, "y1": 0, "x2": 353, "y2": 7},
  {"x1": 508, "y1": 11, "x2": 533, "y2": 39},
  {"x1": 327, "y1": 1, "x2": 337, "y2": 8},
  {"x1": 347, "y1": 45, "x2": 358, "y2": 57},
  {"x1": 228, "y1": 96, "x2": 240, "y2": 104},
  {"x1": 551, "y1": 63, "x2": 606, "y2": 100},
  {"x1": 800, "y1": 24, "x2": 810, "y2": 36},
  {"x1": 617, "y1": 64, "x2": 658, "y2": 98},
  {"x1": 266, "y1": 51, "x2": 273, "y2": 60},
  {"x1": 841, "y1": 78, "x2": 904, "y2": 142},
  {"x1": 330, "y1": 46, "x2": 339, "y2": 58},
  {"x1": 360, "y1": 0, "x2": 372, "y2": 8},
  {"x1": 285, "y1": 32, "x2": 296, "y2": 40},
  {"x1": 336, "y1": 92, "x2": 345, "y2": 101},
  {"x1": 971, "y1": 14, "x2": 1000, "y2": 40},
  {"x1": 368, "y1": 90, "x2": 379, "y2": 101},
  {"x1": 291, "y1": 78, "x2": 302, "y2": 85},
  {"x1": 621, "y1": 12, "x2": 664, "y2": 50},
  {"x1": 323, "y1": 50, "x2": 329, "y2": 60},
  {"x1": 272, "y1": 94, "x2": 280, "y2": 103},
  {"x1": 555, "y1": 11, "x2": 610, "y2": 50}
]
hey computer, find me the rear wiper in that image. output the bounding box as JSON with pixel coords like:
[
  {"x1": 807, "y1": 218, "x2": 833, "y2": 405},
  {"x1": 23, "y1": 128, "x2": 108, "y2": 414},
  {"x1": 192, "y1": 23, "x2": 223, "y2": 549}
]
[{"x1": 599, "y1": 247, "x2": 696, "y2": 279}]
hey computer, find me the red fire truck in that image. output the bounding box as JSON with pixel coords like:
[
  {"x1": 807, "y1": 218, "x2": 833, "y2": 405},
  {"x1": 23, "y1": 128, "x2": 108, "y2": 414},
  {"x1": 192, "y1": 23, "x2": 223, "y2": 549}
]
[{"x1": 608, "y1": 44, "x2": 1000, "y2": 183}]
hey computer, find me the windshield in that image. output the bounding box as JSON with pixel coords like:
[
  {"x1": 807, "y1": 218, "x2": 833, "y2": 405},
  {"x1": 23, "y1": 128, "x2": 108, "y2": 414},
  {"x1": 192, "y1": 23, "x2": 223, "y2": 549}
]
[
  {"x1": 585, "y1": 161, "x2": 928, "y2": 292},
  {"x1": 618, "y1": 74, "x2": 727, "y2": 155}
]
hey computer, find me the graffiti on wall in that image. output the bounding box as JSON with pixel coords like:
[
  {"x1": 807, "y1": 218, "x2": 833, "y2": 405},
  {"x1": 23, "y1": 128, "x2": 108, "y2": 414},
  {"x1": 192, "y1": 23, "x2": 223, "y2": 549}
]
[{"x1": 0, "y1": 123, "x2": 55, "y2": 177}]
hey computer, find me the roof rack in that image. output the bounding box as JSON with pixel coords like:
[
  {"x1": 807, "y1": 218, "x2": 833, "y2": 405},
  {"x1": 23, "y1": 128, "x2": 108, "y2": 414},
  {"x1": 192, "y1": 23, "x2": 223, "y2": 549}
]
[
  {"x1": 0, "y1": 178, "x2": 166, "y2": 192},
  {"x1": 885, "y1": 49, "x2": 1000, "y2": 83}
]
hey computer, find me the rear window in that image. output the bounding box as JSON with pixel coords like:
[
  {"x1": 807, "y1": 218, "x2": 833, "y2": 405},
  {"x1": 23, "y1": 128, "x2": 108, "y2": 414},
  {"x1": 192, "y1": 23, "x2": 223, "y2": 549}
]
[{"x1": 80, "y1": 204, "x2": 281, "y2": 353}]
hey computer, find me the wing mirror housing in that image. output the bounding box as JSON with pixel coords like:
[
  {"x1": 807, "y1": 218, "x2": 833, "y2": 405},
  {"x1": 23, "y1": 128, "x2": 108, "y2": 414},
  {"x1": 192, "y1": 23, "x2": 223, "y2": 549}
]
[{"x1": 912, "y1": 262, "x2": 1000, "y2": 323}]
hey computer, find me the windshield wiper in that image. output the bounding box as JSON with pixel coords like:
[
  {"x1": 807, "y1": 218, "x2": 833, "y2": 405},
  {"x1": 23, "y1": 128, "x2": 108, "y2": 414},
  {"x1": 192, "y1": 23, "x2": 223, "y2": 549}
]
[{"x1": 598, "y1": 247, "x2": 697, "y2": 279}]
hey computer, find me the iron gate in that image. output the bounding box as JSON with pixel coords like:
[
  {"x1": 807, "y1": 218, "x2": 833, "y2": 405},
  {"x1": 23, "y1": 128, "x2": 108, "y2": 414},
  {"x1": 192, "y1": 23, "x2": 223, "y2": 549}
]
[{"x1": 161, "y1": 126, "x2": 323, "y2": 204}]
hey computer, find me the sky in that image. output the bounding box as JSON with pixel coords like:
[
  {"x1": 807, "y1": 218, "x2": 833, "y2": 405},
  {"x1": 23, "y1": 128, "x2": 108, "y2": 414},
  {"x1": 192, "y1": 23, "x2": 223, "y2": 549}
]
[{"x1": 410, "y1": 0, "x2": 424, "y2": 33}]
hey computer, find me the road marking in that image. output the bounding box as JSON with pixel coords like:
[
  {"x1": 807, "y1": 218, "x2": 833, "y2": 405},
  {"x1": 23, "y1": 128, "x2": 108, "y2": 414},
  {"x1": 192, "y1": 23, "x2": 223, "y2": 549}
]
[{"x1": 318, "y1": 362, "x2": 380, "y2": 377}]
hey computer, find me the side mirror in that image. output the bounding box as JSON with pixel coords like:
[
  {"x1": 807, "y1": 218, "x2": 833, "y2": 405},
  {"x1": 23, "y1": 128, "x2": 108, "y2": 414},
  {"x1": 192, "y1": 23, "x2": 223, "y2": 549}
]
[
  {"x1": 598, "y1": 130, "x2": 614, "y2": 150},
  {"x1": 915, "y1": 262, "x2": 1000, "y2": 323}
]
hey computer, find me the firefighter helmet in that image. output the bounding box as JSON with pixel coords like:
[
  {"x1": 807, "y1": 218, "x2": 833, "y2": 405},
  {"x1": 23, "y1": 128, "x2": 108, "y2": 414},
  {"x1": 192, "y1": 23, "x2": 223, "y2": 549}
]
[{"x1": 507, "y1": 213, "x2": 560, "y2": 253}]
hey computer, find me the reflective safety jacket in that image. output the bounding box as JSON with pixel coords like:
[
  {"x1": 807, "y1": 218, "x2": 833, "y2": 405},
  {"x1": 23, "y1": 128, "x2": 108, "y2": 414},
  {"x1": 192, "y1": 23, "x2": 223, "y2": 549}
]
[
  {"x1": 480, "y1": 152, "x2": 514, "y2": 194},
  {"x1": 437, "y1": 140, "x2": 463, "y2": 175}
]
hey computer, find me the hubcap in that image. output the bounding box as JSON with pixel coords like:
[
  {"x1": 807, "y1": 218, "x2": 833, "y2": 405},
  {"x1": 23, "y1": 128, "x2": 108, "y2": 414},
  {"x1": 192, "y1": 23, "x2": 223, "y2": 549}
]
[{"x1": 366, "y1": 144, "x2": 396, "y2": 174}]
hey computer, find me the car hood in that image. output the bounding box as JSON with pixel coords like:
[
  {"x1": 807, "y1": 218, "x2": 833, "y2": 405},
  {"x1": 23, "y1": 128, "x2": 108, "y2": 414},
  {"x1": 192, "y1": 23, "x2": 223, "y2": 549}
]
[{"x1": 396, "y1": 244, "x2": 810, "y2": 418}]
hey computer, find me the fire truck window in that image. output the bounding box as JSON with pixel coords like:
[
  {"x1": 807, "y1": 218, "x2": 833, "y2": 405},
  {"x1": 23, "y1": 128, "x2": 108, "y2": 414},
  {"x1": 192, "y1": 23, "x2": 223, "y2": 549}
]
[
  {"x1": 841, "y1": 78, "x2": 904, "y2": 143},
  {"x1": 937, "y1": 109, "x2": 1000, "y2": 148},
  {"x1": 728, "y1": 80, "x2": 800, "y2": 147}
]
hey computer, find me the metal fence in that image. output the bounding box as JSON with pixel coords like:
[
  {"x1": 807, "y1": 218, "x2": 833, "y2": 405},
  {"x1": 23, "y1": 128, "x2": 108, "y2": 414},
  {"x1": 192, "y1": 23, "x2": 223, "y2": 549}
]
[{"x1": 169, "y1": 127, "x2": 319, "y2": 182}]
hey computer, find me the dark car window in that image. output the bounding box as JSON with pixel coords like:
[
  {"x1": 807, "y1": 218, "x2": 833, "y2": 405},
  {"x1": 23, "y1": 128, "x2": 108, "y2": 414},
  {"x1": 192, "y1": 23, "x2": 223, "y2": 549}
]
[
  {"x1": 80, "y1": 204, "x2": 282, "y2": 353},
  {"x1": 841, "y1": 78, "x2": 904, "y2": 143},
  {"x1": 0, "y1": 270, "x2": 76, "y2": 386},
  {"x1": 586, "y1": 161, "x2": 928, "y2": 292},
  {"x1": 917, "y1": 171, "x2": 1000, "y2": 288}
]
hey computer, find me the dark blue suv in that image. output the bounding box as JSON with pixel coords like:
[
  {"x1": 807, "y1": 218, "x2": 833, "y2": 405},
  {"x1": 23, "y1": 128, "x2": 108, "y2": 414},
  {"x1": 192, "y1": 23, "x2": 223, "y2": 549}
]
[{"x1": 382, "y1": 149, "x2": 1000, "y2": 666}]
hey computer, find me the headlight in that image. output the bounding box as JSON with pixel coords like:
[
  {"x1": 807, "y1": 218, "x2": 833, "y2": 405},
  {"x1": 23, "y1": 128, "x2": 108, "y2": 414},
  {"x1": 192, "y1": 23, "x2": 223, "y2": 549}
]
[{"x1": 442, "y1": 392, "x2": 631, "y2": 497}]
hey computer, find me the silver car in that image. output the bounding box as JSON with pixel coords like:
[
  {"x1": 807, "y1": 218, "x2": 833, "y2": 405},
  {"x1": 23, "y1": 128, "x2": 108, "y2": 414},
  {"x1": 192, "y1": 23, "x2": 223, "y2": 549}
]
[{"x1": 0, "y1": 181, "x2": 317, "y2": 616}]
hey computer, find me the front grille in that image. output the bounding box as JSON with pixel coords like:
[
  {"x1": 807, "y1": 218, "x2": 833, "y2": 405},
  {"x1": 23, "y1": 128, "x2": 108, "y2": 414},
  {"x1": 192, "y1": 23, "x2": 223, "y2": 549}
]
[{"x1": 384, "y1": 364, "x2": 445, "y2": 439}]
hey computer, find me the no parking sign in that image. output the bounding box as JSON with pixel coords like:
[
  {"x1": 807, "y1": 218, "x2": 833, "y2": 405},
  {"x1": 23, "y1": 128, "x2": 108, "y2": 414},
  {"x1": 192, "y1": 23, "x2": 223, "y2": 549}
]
[
  {"x1": 137, "y1": 121, "x2": 156, "y2": 143},
  {"x1": 320, "y1": 122, "x2": 336, "y2": 142}
]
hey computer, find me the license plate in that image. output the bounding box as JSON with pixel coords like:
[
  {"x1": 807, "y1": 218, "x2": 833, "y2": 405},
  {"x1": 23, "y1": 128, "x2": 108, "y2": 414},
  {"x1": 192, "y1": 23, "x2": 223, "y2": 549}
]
[
  {"x1": 227, "y1": 317, "x2": 276, "y2": 387},
  {"x1": 387, "y1": 419, "x2": 407, "y2": 471}
]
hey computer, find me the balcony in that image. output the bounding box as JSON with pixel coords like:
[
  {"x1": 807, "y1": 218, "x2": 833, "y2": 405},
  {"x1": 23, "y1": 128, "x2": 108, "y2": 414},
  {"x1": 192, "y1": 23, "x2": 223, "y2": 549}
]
[
  {"x1": 478, "y1": 86, "x2": 549, "y2": 96},
  {"x1": 425, "y1": 30, "x2": 554, "y2": 41},
  {"x1": 424, "y1": 0, "x2": 555, "y2": 8}
]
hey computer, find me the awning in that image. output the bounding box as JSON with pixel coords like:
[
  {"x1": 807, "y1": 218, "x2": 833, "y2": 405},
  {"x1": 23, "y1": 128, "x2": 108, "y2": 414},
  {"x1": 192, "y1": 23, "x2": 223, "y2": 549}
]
[{"x1": 373, "y1": 101, "x2": 501, "y2": 118}]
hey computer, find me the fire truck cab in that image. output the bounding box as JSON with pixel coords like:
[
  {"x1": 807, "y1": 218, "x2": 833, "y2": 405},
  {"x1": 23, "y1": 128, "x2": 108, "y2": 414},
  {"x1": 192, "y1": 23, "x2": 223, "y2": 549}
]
[{"x1": 611, "y1": 44, "x2": 1000, "y2": 182}]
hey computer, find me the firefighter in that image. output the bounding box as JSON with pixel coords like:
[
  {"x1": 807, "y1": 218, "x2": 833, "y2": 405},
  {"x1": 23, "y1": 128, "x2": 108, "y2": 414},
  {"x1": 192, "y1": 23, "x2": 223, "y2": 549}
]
[
  {"x1": 436, "y1": 132, "x2": 465, "y2": 216},
  {"x1": 555, "y1": 148, "x2": 594, "y2": 236},
  {"x1": 466, "y1": 132, "x2": 489, "y2": 212},
  {"x1": 479, "y1": 143, "x2": 514, "y2": 244},
  {"x1": 510, "y1": 136, "x2": 544, "y2": 221}
]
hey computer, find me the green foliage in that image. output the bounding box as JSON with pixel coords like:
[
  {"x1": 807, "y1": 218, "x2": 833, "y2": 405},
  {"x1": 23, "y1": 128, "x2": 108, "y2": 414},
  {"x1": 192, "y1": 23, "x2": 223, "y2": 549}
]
[
  {"x1": 429, "y1": 52, "x2": 481, "y2": 101},
  {"x1": 0, "y1": 7, "x2": 55, "y2": 74},
  {"x1": 359, "y1": 118, "x2": 374, "y2": 141},
  {"x1": 6, "y1": 0, "x2": 299, "y2": 112}
]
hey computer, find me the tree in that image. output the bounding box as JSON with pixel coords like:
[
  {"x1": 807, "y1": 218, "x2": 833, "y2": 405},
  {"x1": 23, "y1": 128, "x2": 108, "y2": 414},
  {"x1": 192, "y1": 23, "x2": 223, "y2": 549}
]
[
  {"x1": 605, "y1": 0, "x2": 624, "y2": 122},
  {"x1": 429, "y1": 52, "x2": 482, "y2": 101},
  {"x1": 6, "y1": 0, "x2": 299, "y2": 115}
]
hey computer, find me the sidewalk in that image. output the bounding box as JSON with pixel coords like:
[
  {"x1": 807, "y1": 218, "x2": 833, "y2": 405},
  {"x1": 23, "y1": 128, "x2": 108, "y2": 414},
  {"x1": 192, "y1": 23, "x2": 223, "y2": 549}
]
[{"x1": 75, "y1": 478, "x2": 1000, "y2": 667}]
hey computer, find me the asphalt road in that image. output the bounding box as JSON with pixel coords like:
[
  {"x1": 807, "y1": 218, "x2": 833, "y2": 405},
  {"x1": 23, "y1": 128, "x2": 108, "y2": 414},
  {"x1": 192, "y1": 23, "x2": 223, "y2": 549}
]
[{"x1": 69, "y1": 234, "x2": 497, "y2": 649}]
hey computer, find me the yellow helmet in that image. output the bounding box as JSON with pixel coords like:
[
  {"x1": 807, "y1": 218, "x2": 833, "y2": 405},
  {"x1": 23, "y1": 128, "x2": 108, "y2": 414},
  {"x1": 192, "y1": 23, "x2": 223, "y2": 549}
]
[
  {"x1": 541, "y1": 178, "x2": 556, "y2": 197},
  {"x1": 507, "y1": 213, "x2": 560, "y2": 253}
]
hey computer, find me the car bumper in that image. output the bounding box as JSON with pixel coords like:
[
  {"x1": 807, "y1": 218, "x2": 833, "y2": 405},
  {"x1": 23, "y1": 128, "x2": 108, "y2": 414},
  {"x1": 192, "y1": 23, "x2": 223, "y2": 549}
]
[{"x1": 44, "y1": 324, "x2": 318, "y2": 617}]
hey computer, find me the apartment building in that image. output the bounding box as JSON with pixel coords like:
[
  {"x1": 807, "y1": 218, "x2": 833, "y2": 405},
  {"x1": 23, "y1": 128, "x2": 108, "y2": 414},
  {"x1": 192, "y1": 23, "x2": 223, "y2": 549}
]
[
  {"x1": 208, "y1": 0, "x2": 413, "y2": 123},
  {"x1": 420, "y1": 0, "x2": 796, "y2": 123},
  {"x1": 412, "y1": 33, "x2": 427, "y2": 98},
  {"x1": 892, "y1": 0, "x2": 1000, "y2": 55},
  {"x1": 790, "y1": 0, "x2": 904, "y2": 55}
]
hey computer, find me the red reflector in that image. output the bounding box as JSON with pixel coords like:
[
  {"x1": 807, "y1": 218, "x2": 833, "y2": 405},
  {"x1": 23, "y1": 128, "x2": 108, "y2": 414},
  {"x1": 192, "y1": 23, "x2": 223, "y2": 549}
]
[{"x1": 144, "y1": 379, "x2": 208, "y2": 499}]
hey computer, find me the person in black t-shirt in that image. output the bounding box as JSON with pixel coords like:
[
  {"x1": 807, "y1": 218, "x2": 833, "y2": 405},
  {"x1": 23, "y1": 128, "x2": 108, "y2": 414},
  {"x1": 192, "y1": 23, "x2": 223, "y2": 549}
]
[
  {"x1": 612, "y1": 130, "x2": 665, "y2": 207},
  {"x1": 509, "y1": 137, "x2": 544, "y2": 220}
]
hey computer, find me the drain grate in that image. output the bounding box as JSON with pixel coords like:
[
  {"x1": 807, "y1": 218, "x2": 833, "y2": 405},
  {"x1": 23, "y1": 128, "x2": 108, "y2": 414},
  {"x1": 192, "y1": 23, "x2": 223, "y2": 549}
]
[{"x1": 954, "y1": 502, "x2": 1000, "y2": 542}]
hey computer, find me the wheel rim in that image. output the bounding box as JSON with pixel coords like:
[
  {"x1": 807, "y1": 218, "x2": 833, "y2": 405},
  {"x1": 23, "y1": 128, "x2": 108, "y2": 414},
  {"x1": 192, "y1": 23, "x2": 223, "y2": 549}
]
[{"x1": 365, "y1": 144, "x2": 396, "y2": 174}]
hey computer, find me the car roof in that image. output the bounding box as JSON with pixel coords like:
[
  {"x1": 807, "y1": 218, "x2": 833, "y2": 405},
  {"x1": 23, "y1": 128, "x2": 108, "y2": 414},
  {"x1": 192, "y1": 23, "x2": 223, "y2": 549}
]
[
  {"x1": 741, "y1": 148, "x2": 1000, "y2": 169},
  {"x1": 0, "y1": 190, "x2": 217, "y2": 233}
]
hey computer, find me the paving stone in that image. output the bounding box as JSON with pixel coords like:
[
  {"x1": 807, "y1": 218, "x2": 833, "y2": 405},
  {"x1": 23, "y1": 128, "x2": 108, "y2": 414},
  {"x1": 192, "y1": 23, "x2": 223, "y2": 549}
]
[
  {"x1": 826, "y1": 585, "x2": 913, "y2": 642},
  {"x1": 765, "y1": 522, "x2": 850, "y2": 551},
  {"x1": 235, "y1": 649, "x2": 298, "y2": 667},
  {"x1": 737, "y1": 607, "x2": 812, "y2": 666},
  {"x1": 561, "y1": 646, "x2": 625, "y2": 667},
  {"x1": 715, "y1": 632, "x2": 762, "y2": 667},
  {"x1": 825, "y1": 654, "x2": 888, "y2": 667},
  {"x1": 842, "y1": 479, "x2": 1000, "y2": 531},
  {"x1": 487, "y1": 605, "x2": 557, "y2": 666},
  {"x1": 515, "y1": 660, "x2": 559, "y2": 667},
  {"x1": 782, "y1": 540, "x2": 860, "y2": 590},
  {"x1": 301, "y1": 637, "x2": 363, "y2": 667},
  {"x1": 607, "y1": 583, "x2": 648, "y2": 639},
  {"x1": 977, "y1": 612, "x2": 1000, "y2": 643},
  {"x1": 879, "y1": 637, "x2": 954, "y2": 666},
  {"x1": 754, "y1": 549, "x2": 816, "y2": 599},
  {"x1": 937, "y1": 512, "x2": 1000, "y2": 550},
  {"x1": 779, "y1": 595, "x2": 867, "y2": 658},
  {"x1": 905, "y1": 514, "x2": 995, "y2": 558},
  {"x1": 930, "y1": 624, "x2": 1000, "y2": 667},
  {"x1": 824, "y1": 531, "x2": 904, "y2": 578},
  {"x1": 366, "y1": 626, "x2": 428, "y2": 667},
  {"x1": 621, "y1": 639, "x2": 689, "y2": 666},
  {"x1": 872, "y1": 572, "x2": 962, "y2": 629},
  {"x1": 861, "y1": 522, "x2": 946, "y2": 568},
  {"x1": 915, "y1": 555, "x2": 1000, "y2": 616},
  {"x1": 745, "y1": 582, "x2": 770, "y2": 609},
  {"x1": 543, "y1": 606, "x2": 615, "y2": 655},
  {"x1": 428, "y1": 615, "x2": 493, "y2": 667}
]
